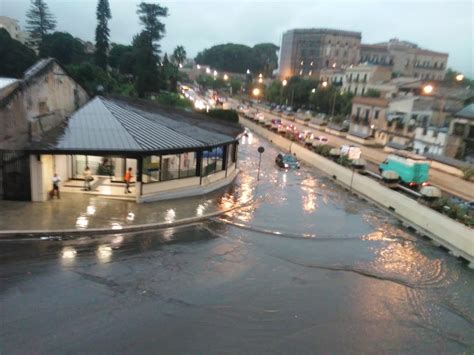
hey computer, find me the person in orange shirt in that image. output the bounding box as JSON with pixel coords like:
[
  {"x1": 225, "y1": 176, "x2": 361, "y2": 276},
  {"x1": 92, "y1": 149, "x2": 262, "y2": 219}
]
[{"x1": 124, "y1": 167, "x2": 133, "y2": 193}]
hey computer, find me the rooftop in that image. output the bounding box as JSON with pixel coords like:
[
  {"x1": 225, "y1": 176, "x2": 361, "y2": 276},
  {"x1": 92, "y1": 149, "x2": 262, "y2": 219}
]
[
  {"x1": 352, "y1": 96, "x2": 389, "y2": 107},
  {"x1": 285, "y1": 28, "x2": 361, "y2": 38},
  {"x1": 27, "y1": 96, "x2": 243, "y2": 154},
  {"x1": 455, "y1": 104, "x2": 474, "y2": 120}
]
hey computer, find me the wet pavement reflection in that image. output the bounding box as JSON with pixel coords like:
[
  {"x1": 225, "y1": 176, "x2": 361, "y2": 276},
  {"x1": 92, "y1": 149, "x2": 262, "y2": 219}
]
[{"x1": 0, "y1": 129, "x2": 473, "y2": 353}]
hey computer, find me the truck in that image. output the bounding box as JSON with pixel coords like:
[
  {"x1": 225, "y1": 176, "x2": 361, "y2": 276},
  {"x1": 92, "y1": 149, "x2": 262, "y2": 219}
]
[{"x1": 379, "y1": 152, "x2": 430, "y2": 187}]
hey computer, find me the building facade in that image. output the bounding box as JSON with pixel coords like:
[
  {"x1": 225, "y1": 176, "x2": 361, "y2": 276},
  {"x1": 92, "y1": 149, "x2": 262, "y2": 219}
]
[
  {"x1": 279, "y1": 28, "x2": 361, "y2": 80},
  {"x1": 348, "y1": 96, "x2": 389, "y2": 143},
  {"x1": 342, "y1": 64, "x2": 392, "y2": 96},
  {"x1": 445, "y1": 104, "x2": 474, "y2": 162},
  {"x1": 0, "y1": 59, "x2": 89, "y2": 150},
  {"x1": 360, "y1": 38, "x2": 448, "y2": 80},
  {"x1": 0, "y1": 16, "x2": 28, "y2": 44},
  {"x1": 25, "y1": 96, "x2": 243, "y2": 203},
  {"x1": 413, "y1": 126, "x2": 448, "y2": 155}
]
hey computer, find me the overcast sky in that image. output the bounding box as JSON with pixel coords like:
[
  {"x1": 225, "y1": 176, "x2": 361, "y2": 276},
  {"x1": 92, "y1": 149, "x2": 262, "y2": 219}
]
[{"x1": 1, "y1": 0, "x2": 472, "y2": 76}]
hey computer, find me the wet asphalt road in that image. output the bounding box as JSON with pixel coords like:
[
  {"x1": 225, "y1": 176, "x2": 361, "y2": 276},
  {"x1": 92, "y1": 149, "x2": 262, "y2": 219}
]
[{"x1": 1, "y1": 131, "x2": 473, "y2": 354}]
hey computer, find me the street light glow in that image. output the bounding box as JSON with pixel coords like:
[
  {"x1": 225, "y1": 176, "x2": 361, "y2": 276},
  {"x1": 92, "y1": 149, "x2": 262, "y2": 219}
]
[
  {"x1": 206, "y1": 67, "x2": 211, "y2": 74},
  {"x1": 282, "y1": 79, "x2": 288, "y2": 87},
  {"x1": 196, "y1": 64, "x2": 201, "y2": 69},
  {"x1": 213, "y1": 70, "x2": 218, "y2": 76},
  {"x1": 423, "y1": 84, "x2": 434, "y2": 94},
  {"x1": 258, "y1": 78, "x2": 263, "y2": 83},
  {"x1": 223, "y1": 74, "x2": 228, "y2": 81},
  {"x1": 259, "y1": 73, "x2": 263, "y2": 78},
  {"x1": 322, "y1": 81, "x2": 328, "y2": 88},
  {"x1": 311, "y1": 88, "x2": 316, "y2": 93},
  {"x1": 456, "y1": 74, "x2": 464, "y2": 81},
  {"x1": 252, "y1": 88, "x2": 260, "y2": 96},
  {"x1": 246, "y1": 69, "x2": 251, "y2": 74}
]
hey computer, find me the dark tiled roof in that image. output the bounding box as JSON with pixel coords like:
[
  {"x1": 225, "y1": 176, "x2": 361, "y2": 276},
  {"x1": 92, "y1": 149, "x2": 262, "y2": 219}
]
[
  {"x1": 455, "y1": 104, "x2": 474, "y2": 119},
  {"x1": 27, "y1": 96, "x2": 242, "y2": 154}
]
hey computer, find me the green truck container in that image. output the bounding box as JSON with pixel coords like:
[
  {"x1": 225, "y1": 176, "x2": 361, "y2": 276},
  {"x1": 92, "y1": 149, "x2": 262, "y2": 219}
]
[{"x1": 379, "y1": 152, "x2": 430, "y2": 186}]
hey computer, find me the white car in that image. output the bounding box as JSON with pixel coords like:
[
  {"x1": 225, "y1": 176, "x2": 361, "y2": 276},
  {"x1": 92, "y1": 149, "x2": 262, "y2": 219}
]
[
  {"x1": 277, "y1": 124, "x2": 287, "y2": 134},
  {"x1": 312, "y1": 135, "x2": 329, "y2": 147},
  {"x1": 301, "y1": 130, "x2": 314, "y2": 145},
  {"x1": 256, "y1": 112, "x2": 265, "y2": 124}
]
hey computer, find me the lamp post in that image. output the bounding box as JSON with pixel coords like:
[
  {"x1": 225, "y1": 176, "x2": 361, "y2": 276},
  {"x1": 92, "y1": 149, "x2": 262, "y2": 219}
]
[
  {"x1": 257, "y1": 146, "x2": 265, "y2": 181},
  {"x1": 280, "y1": 79, "x2": 287, "y2": 105}
]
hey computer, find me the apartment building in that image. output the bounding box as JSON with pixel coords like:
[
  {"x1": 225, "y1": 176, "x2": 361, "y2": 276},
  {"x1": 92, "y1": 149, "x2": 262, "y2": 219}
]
[
  {"x1": 0, "y1": 16, "x2": 28, "y2": 44},
  {"x1": 348, "y1": 96, "x2": 389, "y2": 143},
  {"x1": 342, "y1": 64, "x2": 392, "y2": 96},
  {"x1": 360, "y1": 38, "x2": 448, "y2": 80},
  {"x1": 278, "y1": 28, "x2": 361, "y2": 80}
]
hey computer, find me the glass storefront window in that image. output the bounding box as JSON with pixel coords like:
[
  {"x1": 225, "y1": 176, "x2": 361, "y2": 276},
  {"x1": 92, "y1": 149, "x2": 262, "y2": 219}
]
[
  {"x1": 142, "y1": 155, "x2": 161, "y2": 183},
  {"x1": 179, "y1": 151, "x2": 196, "y2": 178},
  {"x1": 202, "y1": 146, "x2": 224, "y2": 176},
  {"x1": 161, "y1": 154, "x2": 180, "y2": 181}
]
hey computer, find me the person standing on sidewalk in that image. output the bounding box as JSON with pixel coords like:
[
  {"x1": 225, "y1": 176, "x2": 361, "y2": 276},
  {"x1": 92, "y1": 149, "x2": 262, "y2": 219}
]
[
  {"x1": 124, "y1": 167, "x2": 133, "y2": 194},
  {"x1": 51, "y1": 173, "x2": 61, "y2": 199},
  {"x1": 83, "y1": 166, "x2": 93, "y2": 191}
]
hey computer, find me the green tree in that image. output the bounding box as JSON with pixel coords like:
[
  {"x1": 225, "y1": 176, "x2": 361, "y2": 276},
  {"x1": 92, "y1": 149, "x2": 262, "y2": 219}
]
[
  {"x1": 195, "y1": 43, "x2": 256, "y2": 74},
  {"x1": 195, "y1": 42, "x2": 279, "y2": 75},
  {"x1": 171, "y1": 45, "x2": 186, "y2": 65},
  {"x1": 160, "y1": 53, "x2": 178, "y2": 92},
  {"x1": 26, "y1": 0, "x2": 57, "y2": 48},
  {"x1": 95, "y1": 0, "x2": 112, "y2": 69},
  {"x1": 134, "y1": 2, "x2": 168, "y2": 97},
  {"x1": 136, "y1": 2, "x2": 168, "y2": 54},
  {"x1": 0, "y1": 29, "x2": 37, "y2": 78},
  {"x1": 252, "y1": 43, "x2": 279, "y2": 77},
  {"x1": 109, "y1": 44, "x2": 135, "y2": 74},
  {"x1": 39, "y1": 32, "x2": 85, "y2": 65}
]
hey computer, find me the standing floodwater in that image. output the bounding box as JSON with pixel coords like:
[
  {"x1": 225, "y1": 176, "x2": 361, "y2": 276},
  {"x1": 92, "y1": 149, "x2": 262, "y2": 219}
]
[{"x1": 1, "y1": 130, "x2": 473, "y2": 353}]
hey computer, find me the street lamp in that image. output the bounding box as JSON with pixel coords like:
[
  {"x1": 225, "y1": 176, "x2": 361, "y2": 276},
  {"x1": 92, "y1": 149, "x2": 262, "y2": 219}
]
[
  {"x1": 252, "y1": 88, "x2": 260, "y2": 97},
  {"x1": 456, "y1": 74, "x2": 464, "y2": 81},
  {"x1": 246, "y1": 69, "x2": 251, "y2": 74},
  {"x1": 223, "y1": 74, "x2": 229, "y2": 81},
  {"x1": 259, "y1": 73, "x2": 263, "y2": 78},
  {"x1": 282, "y1": 79, "x2": 288, "y2": 87},
  {"x1": 423, "y1": 84, "x2": 433, "y2": 94},
  {"x1": 311, "y1": 88, "x2": 316, "y2": 93},
  {"x1": 321, "y1": 81, "x2": 328, "y2": 88},
  {"x1": 197, "y1": 64, "x2": 201, "y2": 69},
  {"x1": 258, "y1": 77, "x2": 263, "y2": 83},
  {"x1": 206, "y1": 67, "x2": 211, "y2": 74}
]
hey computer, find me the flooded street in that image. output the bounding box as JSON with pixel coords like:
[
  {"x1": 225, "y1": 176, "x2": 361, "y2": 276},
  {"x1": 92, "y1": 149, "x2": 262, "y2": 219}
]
[{"x1": 1, "y1": 130, "x2": 473, "y2": 353}]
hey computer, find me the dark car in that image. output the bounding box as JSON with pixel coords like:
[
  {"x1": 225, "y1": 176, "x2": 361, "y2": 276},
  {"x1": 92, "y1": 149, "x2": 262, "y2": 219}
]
[{"x1": 276, "y1": 153, "x2": 300, "y2": 169}]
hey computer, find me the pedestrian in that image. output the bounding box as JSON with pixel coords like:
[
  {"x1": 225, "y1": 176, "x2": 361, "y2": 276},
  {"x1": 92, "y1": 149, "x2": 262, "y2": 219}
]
[
  {"x1": 124, "y1": 167, "x2": 132, "y2": 194},
  {"x1": 51, "y1": 173, "x2": 61, "y2": 199},
  {"x1": 83, "y1": 166, "x2": 93, "y2": 191}
]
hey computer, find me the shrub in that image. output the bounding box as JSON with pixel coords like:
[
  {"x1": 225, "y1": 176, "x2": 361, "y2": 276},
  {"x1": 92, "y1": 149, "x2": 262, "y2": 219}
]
[
  {"x1": 461, "y1": 165, "x2": 474, "y2": 181},
  {"x1": 205, "y1": 109, "x2": 239, "y2": 123}
]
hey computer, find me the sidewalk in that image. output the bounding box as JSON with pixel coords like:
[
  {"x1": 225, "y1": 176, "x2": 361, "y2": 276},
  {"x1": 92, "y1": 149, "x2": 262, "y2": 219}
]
[{"x1": 0, "y1": 188, "x2": 237, "y2": 235}]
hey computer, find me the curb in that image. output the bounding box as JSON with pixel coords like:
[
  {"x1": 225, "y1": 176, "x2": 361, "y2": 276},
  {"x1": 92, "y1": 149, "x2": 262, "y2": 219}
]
[{"x1": 0, "y1": 202, "x2": 251, "y2": 240}]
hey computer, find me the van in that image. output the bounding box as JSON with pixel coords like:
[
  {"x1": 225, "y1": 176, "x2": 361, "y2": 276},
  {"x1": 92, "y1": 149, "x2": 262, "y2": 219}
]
[{"x1": 379, "y1": 152, "x2": 430, "y2": 187}]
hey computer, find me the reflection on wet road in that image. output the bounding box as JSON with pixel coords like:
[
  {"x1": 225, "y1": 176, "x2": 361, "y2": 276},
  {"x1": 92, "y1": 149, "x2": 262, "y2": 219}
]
[{"x1": 1, "y1": 130, "x2": 473, "y2": 353}]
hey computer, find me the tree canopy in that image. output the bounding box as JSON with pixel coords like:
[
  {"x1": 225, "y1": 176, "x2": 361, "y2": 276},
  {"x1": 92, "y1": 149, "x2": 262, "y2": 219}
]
[
  {"x1": 95, "y1": 0, "x2": 112, "y2": 69},
  {"x1": 171, "y1": 45, "x2": 186, "y2": 65},
  {"x1": 0, "y1": 29, "x2": 37, "y2": 78},
  {"x1": 26, "y1": 0, "x2": 57, "y2": 48},
  {"x1": 195, "y1": 43, "x2": 279, "y2": 76},
  {"x1": 39, "y1": 32, "x2": 85, "y2": 65}
]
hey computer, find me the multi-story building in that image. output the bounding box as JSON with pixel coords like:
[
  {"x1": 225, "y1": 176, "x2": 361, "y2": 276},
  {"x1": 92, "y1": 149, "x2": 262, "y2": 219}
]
[
  {"x1": 348, "y1": 96, "x2": 389, "y2": 144},
  {"x1": 445, "y1": 104, "x2": 474, "y2": 162},
  {"x1": 360, "y1": 38, "x2": 448, "y2": 80},
  {"x1": 278, "y1": 28, "x2": 361, "y2": 80},
  {"x1": 413, "y1": 126, "x2": 449, "y2": 156},
  {"x1": 342, "y1": 64, "x2": 392, "y2": 96},
  {"x1": 0, "y1": 16, "x2": 28, "y2": 44}
]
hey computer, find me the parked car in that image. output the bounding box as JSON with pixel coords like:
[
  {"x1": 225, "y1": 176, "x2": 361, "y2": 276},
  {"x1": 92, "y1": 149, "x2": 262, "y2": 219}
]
[
  {"x1": 271, "y1": 119, "x2": 282, "y2": 130},
  {"x1": 256, "y1": 112, "x2": 265, "y2": 124},
  {"x1": 276, "y1": 153, "x2": 300, "y2": 169},
  {"x1": 312, "y1": 136, "x2": 329, "y2": 148},
  {"x1": 282, "y1": 111, "x2": 295, "y2": 121},
  {"x1": 277, "y1": 123, "x2": 287, "y2": 134},
  {"x1": 300, "y1": 130, "x2": 314, "y2": 145}
]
